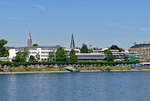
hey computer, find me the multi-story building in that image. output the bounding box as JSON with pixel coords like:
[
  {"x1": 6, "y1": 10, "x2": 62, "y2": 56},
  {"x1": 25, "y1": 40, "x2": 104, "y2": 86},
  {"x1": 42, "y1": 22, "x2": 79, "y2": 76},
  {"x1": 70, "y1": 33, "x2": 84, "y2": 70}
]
[
  {"x1": 75, "y1": 45, "x2": 129, "y2": 62},
  {"x1": 128, "y1": 52, "x2": 140, "y2": 61},
  {"x1": 130, "y1": 42, "x2": 150, "y2": 61},
  {"x1": 93, "y1": 45, "x2": 129, "y2": 61},
  {"x1": 8, "y1": 46, "x2": 81, "y2": 62},
  {"x1": 8, "y1": 46, "x2": 60, "y2": 61},
  {"x1": 76, "y1": 53, "x2": 105, "y2": 61}
]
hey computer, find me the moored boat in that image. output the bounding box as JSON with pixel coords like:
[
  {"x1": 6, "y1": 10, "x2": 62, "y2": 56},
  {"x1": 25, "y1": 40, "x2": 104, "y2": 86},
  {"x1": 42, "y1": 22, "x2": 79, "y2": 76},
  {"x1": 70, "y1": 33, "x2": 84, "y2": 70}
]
[{"x1": 64, "y1": 66, "x2": 80, "y2": 72}]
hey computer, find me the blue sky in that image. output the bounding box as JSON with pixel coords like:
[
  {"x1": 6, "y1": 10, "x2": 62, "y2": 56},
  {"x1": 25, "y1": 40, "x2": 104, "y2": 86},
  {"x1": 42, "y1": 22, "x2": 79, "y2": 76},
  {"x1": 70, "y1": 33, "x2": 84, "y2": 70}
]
[{"x1": 0, "y1": 0, "x2": 150, "y2": 49}]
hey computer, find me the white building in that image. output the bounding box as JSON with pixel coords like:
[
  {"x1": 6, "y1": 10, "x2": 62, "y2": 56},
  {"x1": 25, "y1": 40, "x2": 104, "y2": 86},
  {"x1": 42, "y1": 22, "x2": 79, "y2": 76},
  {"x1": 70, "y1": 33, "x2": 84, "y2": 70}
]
[
  {"x1": 8, "y1": 44, "x2": 139, "y2": 62},
  {"x1": 8, "y1": 46, "x2": 81, "y2": 62},
  {"x1": 93, "y1": 48, "x2": 129, "y2": 61},
  {"x1": 93, "y1": 47, "x2": 140, "y2": 61},
  {"x1": 8, "y1": 46, "x2": 60, "y2": 61}
]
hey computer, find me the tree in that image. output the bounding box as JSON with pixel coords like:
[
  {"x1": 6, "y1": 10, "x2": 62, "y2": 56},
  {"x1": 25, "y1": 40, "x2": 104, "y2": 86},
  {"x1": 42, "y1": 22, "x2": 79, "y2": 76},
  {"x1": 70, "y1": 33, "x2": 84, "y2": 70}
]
[
  {"x1": 15, "y1": 51, "x2": 24, "y2": 62},
  {"x1": 88, "y1": 49, "x2": 93, "y2": 53},
  {"x1": 69, "y1": 49, "x2": 77, "y2": 62},
  {"x1": 24, "y1": 48, "x2": 29, "y2": 59},
  {"x1": 120, "y1": 48, "x2": 125, "y2": 52},
  {"x1": 29, "y1": 55, "x2": 36, "y2": 62},
  {"x1": 35, "y1": 52, "x2": 40, "y2": 61},
  {"x1": 80, "y1": 44, "x2": 88, "y2": 53},
  {"x1": 48, "y1": 51, "x2": 56, "y2": 62},
  {"x1": 93, "y1": 47, "x2": 102, "y2": 50},
  {"x1": 0, "y1": 39, "x2": 9, "y2": 57},
  {"x1": 56, "y1": 47, "x2": 66, "y2": 62},
  {"x1": 104, "y1": 49, "x2": 114, "y2": 62},
  {"x1": 33, "y1": 43, "x2": 39, "y2": 47},
  {"x1": 15, "y1": 49, "x2": 29, "y2": 62}
]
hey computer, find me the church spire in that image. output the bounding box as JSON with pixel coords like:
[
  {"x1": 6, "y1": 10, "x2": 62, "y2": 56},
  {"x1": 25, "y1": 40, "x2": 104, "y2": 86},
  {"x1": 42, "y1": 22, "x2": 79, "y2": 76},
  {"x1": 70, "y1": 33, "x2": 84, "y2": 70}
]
[
  {"x1": 29, "y1": 32, "x2": 31, "y2": 40},
  {"x1": 70, "y1": 33, "x2": 75, "y2": 49},
  {"x1": 27, "y1": 32, "x2": 32, "y2": 47}
]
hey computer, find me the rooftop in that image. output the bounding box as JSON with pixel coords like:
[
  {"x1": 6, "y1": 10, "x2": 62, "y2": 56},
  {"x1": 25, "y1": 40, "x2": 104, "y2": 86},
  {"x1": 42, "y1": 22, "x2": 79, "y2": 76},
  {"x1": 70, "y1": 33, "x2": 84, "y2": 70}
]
[
  {"x1": 130, "y1": 44, "x2": 150, "y2": 48},
  {"x1": 7, "y1": 45, "x2": 61, "y2": 49}
]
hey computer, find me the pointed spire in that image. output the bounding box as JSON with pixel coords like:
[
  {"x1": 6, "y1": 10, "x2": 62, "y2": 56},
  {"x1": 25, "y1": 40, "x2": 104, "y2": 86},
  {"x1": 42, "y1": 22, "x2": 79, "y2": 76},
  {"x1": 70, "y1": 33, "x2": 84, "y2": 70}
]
[
  {"x1": 28, "y1": 32, "x2": 32, "y2": 47},
  {"x1": 70, "y1": 33, "x2": 75, "y2": 49},
  {"x1": 29, "y1": 32, "x2": 31, "y2": 39}
]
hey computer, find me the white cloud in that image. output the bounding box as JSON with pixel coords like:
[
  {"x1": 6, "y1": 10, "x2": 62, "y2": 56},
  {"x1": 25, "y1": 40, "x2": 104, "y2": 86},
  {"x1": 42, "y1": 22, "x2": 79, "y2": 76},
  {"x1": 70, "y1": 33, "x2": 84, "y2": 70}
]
[{"x1": 32, "y1": 4, "x2": 46, "y2": 12}]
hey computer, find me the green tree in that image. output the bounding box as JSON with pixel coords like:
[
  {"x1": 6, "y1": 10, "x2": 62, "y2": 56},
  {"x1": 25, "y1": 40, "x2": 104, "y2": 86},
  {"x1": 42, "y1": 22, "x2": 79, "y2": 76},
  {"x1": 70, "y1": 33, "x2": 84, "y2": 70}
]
[
  {"x1": 0, "y1": 39, "x2": 9, "y2": 57},
  {"x1": 15, "y1": 49, "x2": 29, "y2": 62},
  {"x1": 35, "y1": 52, "x2": 40, "y2": 61},
  {"x1": 104, "y1": 49, "x2": 114, "y2": 62},
  {"x1": 33, "y1": 43, "x2": 39, "y2": 47},
  {"x1": 15, "y1": 51, "x2": 23, "y2": 62},
  {"x1": 120, "y1": 48, "x2": 125, "y2": 52},
  {"x1": 93, "y1": 47, "x2": 102, "y2": 50},
  {"x1": 80, "y1": 44, "x2": 88, "y2": 53},
  {"x1": 24, "y1": 48, "x2": 29, "y2": 58},
  {"x1": 88, "y1": 49, "x2": 93, "y2": 53},
  {"x1": 69, "y1": 49, "x2": 77, "y2": 62},
  {"x1": 48, "y1": 51, "x2": 56, "y2": 62},
  {"x1": 29, "y1": 55, "x2": 36, "y2": 62},
  {"x1": 56, "y1": 47, "x2": 66, "y2": 62}
]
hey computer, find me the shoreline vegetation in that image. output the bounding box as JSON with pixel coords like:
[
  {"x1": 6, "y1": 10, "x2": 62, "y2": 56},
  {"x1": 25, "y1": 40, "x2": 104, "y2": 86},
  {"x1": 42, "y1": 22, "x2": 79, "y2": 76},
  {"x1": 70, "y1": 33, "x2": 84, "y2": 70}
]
[
  {"x1": 0, "y1": 61, "x2": 144, "y2": 74},
  {"x1": 0, "y1": 66, "x2": 150, "y2": 74}
]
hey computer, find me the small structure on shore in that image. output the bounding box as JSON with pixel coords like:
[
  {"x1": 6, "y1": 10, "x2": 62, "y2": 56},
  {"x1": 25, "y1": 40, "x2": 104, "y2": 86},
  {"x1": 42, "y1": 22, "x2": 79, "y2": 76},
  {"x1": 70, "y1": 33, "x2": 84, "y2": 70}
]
[{"x1": 64, "y1": 66, "x2": 79, "y2": 72}]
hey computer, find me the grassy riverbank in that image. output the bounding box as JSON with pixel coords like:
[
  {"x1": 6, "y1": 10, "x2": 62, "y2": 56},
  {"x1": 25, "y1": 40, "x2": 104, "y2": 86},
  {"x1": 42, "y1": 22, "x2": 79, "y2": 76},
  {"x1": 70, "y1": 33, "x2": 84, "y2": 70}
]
[{"x1": 0, "y1": 66, "x2": 150, "y2": 74}]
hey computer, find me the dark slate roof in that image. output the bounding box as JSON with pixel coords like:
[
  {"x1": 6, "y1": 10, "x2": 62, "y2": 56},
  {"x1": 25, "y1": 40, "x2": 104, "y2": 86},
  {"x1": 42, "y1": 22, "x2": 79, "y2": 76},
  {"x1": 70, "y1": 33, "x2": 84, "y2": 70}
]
[
  {"x1": 7, "y1": 45, "x2": 61, "y2": 49},
  {"x1": 110, "y1": 45, "x2": 120, "y2": 50},
  {"x1": 130, "y1": 44, "x2": 150, "y2": 48}
]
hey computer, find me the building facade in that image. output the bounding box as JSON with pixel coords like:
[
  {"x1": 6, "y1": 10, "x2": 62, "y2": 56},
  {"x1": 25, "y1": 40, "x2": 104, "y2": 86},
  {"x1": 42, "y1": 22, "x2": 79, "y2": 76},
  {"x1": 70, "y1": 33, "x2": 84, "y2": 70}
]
[
  {"x1": 130, "y1": 42, "x2": 150, "y2": 61},
  {"x1": 76, "y1": 53, "x2": 105, "y2": 61},
  {"x1": 8, "y1": 46, "x2": 81, "y2": 62},
  {"x1": 93, "y1": 47, "x2": 129, "y2": 61},
  {"x1": 8, "y1": 46, "x2": 60, "y2": 61}
]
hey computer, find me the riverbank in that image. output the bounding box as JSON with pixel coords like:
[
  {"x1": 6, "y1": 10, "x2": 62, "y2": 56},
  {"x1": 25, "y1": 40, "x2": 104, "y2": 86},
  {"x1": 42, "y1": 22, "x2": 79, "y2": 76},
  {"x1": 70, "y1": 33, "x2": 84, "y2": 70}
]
[
  {"x1": 81, "y1": 69, "x2": 150, "y2": 72},
  {"x1": 0, "y1": 71, "x2": 70, "y2": 74},
  {"x1": 0, "y1": 69, "x2": 150, "y2": 74}
]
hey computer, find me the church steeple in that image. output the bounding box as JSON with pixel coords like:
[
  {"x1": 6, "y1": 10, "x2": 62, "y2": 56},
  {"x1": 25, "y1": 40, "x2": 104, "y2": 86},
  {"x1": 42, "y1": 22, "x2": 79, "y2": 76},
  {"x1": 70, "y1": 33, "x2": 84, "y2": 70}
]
[
  {"x1": 27, "y1": 32, "x2": 32, "y2": 47},
  {"x1": 70, "y1": 33, "x2": 75, "y2": 49}
]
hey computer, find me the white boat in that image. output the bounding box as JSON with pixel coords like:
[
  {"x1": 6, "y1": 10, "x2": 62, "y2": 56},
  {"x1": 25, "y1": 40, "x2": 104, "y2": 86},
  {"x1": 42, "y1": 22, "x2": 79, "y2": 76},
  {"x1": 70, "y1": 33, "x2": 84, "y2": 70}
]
[{"x1": 64, "y1": 66, "x2": 79, "y2": 72}]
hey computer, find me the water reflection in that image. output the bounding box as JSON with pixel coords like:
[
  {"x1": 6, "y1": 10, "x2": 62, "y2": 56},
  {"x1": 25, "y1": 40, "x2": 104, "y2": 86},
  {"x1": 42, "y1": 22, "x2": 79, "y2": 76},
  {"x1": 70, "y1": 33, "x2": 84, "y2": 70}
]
[{"x1": 0, "y1": 72, "x2": 150, "y2": 101}]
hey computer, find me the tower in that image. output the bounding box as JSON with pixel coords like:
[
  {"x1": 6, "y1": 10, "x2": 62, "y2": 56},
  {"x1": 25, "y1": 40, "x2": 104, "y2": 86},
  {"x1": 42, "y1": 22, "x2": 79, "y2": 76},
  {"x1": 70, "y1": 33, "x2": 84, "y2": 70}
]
[
  {"x1": 27, "y1": 32, "x2": 32, "y2": 47},
  {"x1": 70, "y1": 33, "x2": 75, "y2": 49}
]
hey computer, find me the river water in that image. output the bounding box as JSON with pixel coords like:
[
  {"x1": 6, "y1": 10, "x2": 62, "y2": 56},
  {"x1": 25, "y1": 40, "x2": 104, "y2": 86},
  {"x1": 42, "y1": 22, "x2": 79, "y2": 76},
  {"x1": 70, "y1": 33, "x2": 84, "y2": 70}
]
[{"x1": 0, "y1": 72, "x2": 150, "y2": 101}]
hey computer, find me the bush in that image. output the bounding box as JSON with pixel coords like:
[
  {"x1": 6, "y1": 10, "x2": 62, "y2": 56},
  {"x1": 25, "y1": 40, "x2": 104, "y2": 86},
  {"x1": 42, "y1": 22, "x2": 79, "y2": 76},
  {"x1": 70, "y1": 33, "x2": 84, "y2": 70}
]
[
  {"x1": 0, "y1": 61, "x2": 139, "y2": 67},
  {"x1": 25, "y1": 68, "x2": 31, "y2": 71},
  {"x1": 105, "y1": 67, "x2": 111, "y2": 72},
  {"x1": 9, "y1": 68, "x2": 13, "y2": 72},
  {"x1": 0, "y1": 68, "x2": 3, "y2": 72}
]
